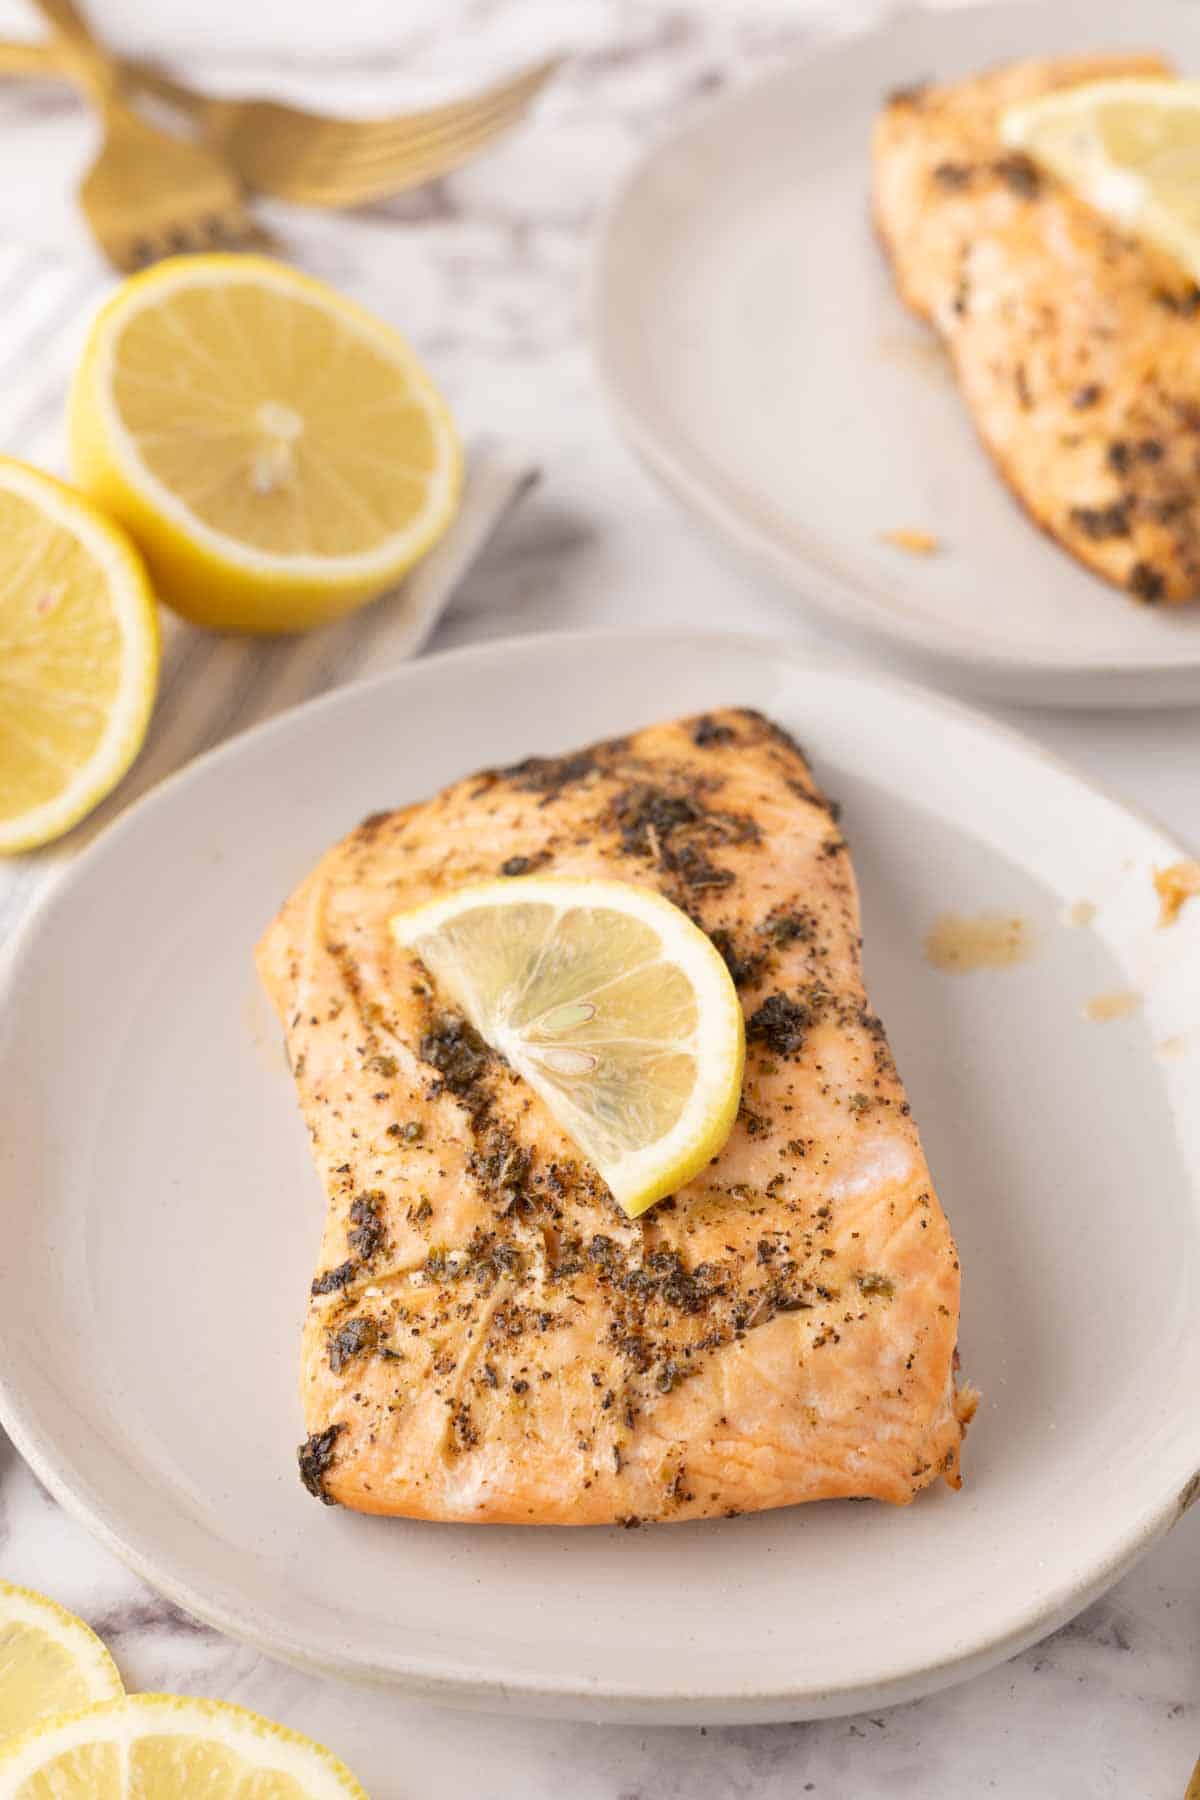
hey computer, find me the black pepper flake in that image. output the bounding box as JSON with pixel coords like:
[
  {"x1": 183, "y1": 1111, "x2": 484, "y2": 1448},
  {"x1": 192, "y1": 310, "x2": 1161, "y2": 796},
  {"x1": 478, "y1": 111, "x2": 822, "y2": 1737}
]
[
  {"x1": 992, "y1": 152, "x2": 1041, "y2": 197},
  {"x1": 761, "y1": 907, "x2": 817, "y2": 948},
  {"x1": 328, "y1": 1315, "x2": 377, "y2": 1374},
  {"x1": 1154, "y1": 284, "x2": 1200, "y2": 317},
  {"x1": 692, "y1": 714, "x2": 736, "y2": 747},
  {"x1": 886, "y1": 80, "x2": 929, "y2": 108},
  {"x1": 1071, "y1": 383, "x2": 1102, "y2": 410},
  {"x1": 298, "y1": 1424, "x2": 344, "y2": 1503},
  {"x1": 1069, "y1": 499, "x2": 1131, "y2": 540},
  {"x1": 708, "y1": 928, "x2": 766, "y2": 989},
  {"x1": 498, "y1": 749, "x2": 599, "y2": 798},
  {"x1": 499, "y1": 852, "x2": 550, "y2": 877},
  {"x1": 1129, "y1": 561, "x2": 1166, "y2": 602},
  {"x1": 348, "y1": 1191, "x2": 385, "y2": 1261},
  {"x1": 747, "y1": 992, "x2": 811, "y2": 1058},
  {"x1": 419, "y1": 1015, "x2": 492, "y2": 1101},
  {"x1": 1014, "y1": 362, "x2": 1032, "y2": 410},
  {"x1": 311, "y1": 1260, "x2": 356, "y2": 1296},
  {"x1": 666, "y1": 844, "x2": 736, "y2": 891},
  {"x1": 931, "y1": 160, "x2": 972, "y2": 189},
  {"x1": 448, "y1": 1401, "x2": 478, "y2": 1453}
]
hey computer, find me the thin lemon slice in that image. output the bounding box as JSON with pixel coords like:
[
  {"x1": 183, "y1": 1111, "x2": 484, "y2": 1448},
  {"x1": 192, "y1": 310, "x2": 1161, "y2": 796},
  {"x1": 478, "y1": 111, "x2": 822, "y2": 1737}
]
[
  {"x1": 390, "y1": 876, "x2": 745, "y2": 1217},
  {"x1": 1002, "y1": 78, "x2": 1200, "y2": 280},
  {"x1": 68, "y1": 254, "x2": 461, "y2": 635},
  {"x1": 0, "y1": 1582, "x2": 123, "y2": 1746},
  {"x1": 0, "y1": 1694, "x2": 367, "y2": 1798},
  {"x1": 0, "y1": 457, "x2": 159, "y2": 854}
]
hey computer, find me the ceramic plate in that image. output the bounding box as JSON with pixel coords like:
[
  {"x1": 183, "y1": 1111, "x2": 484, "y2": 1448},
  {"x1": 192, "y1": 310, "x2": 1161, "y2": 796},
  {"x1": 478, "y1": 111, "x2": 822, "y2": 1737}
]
[
  {"x1": 593, "y1": 0, "x2": 1200, "y2": 707},
  {"x1": 1, "y1": 631, "x2": 1198, "y2": 1724}
]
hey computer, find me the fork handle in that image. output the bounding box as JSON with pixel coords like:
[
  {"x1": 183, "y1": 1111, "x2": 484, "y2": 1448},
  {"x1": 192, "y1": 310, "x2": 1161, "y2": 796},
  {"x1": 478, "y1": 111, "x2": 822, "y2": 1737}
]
[
  {"x1": 25, "y1": 0, "x2": 120, "y2": 102},
  {"x1": 25, "y1": 0, "x2": 97, "y2": 47},
  {"x1": 0, "y1": 29, "x2": 203, "y2": 117},
  {"x1": 0, "y1": 39, "x2": 58, "y2": 76}
]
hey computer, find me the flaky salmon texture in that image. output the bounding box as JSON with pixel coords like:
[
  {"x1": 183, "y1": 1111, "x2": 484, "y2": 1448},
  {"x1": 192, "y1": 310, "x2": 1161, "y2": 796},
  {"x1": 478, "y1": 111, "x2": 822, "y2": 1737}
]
[
  {"x1": 257, "y1": 709, "x2": 976, "y2": 1525},
  {"x1": 874, "y1": 54, "x2": 1200, "y2": 605}
]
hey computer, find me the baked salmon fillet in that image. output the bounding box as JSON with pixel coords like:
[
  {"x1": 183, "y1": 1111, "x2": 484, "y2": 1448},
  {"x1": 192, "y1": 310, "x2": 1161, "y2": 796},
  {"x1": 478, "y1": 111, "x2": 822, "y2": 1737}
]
[
  {"x1": 873, "y1": 54, "x2": 1200, "y2": 604},
  {"x1": 257, "y1": 708, "x2": 973, "y2": 1525}
]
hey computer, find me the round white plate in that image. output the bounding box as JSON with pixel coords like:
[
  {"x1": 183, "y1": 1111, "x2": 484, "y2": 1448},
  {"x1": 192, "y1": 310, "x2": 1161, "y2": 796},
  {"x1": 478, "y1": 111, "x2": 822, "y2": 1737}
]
[
  {"x1": 1, "y1": 631, "x2": 1198, "y2": 1723},
  {"x1": 593, "y1": 0, "x2": 1200, "y2": 707}
]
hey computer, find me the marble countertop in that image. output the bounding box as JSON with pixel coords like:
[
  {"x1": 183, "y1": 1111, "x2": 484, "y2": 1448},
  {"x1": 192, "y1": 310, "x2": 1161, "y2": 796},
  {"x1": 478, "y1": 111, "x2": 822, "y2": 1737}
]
[{"x1": 1, "y1": 0, "x2": 1198, "y2": 1793}]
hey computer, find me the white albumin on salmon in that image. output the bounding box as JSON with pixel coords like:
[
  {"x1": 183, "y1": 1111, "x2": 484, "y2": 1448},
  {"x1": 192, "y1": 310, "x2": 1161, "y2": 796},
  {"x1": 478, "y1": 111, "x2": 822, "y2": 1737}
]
[
  {"x1": 257, "y1": 709, "x2": 974, "y2": 1524},
  {"x1": 873, "y1": 54, "x2": 1200, "y2": 605}
]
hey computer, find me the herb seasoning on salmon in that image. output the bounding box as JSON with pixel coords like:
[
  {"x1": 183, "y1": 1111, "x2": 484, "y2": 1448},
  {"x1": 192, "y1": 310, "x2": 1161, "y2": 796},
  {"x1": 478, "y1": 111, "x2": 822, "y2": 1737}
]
[{"x1": 257, "y1": 708, "x2": 975, "y2": 1523}]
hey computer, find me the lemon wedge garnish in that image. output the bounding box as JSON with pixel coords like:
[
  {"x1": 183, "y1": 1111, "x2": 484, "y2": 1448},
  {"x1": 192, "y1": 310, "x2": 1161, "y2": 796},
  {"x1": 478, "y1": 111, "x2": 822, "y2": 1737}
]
[
  {"x1": 390, "y1": 876, "x2": 745, "y2": 1218},
  {"x1": 0, "y1": 457, "x2": 158, "y2": 853},
  {"x1": 0, "y1": 1582, "x2": 123, "y2": 1746},
  {"x1": 1002, "y1": 79, "x2": 1200, "y2": 281},
  {"x1": 0, "y1": 1693, "x2": 367, "y2": 1798},
  {"x1": 68, "y1": 254, "x2": 461, "y2": 635}
]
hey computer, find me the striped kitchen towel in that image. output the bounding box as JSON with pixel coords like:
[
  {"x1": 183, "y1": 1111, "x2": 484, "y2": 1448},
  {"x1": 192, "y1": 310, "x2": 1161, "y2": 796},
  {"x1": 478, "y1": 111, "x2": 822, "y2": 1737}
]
[{"x1": 0, "y1": 241, "x2": 539, "y2": 946}]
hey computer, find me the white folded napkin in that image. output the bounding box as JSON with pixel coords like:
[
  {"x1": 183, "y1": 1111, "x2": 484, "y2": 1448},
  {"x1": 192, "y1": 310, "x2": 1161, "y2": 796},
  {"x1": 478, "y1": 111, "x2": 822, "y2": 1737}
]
[{"x1": 0, "y1": 241, "x2": 539, "y2": 945}]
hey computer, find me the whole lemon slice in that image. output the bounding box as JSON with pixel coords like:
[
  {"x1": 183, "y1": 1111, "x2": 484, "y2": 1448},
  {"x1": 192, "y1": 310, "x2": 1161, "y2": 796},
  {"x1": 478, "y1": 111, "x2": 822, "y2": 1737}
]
[
  {"x1": 0, "y1": 1694, "x2": 367, "y2": 1798},
  {"x1": 0, "y1": 1581, "x2": 123, "y2": 1746},
  {"x1": 0, "y1": 457, "x2": 158, "y2": 854},
  {"x1": 68, "y1": 254, "x2": 461, "y2": 635},
  {"x1": 390, "y1": 876, "x2": 746, "y2": 1217},
  {"x1": 1002, "y1": 79, "x2": 1200, "y2": 281}
]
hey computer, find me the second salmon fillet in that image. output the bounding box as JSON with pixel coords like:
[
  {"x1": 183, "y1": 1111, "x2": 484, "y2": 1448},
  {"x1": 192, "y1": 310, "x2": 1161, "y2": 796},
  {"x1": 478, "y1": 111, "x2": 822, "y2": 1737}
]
[
  {"x1": 257, "y1": 708, "x2": 973, "y2": 1524},
  {"x1": 874, "y1": 55, "x2": 1200, "y2": 605}
]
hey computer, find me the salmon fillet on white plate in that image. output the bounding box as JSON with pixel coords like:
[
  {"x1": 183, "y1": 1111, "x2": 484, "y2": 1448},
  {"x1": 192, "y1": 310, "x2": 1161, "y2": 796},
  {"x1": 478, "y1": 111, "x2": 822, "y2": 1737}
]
[
  {"x1": 257, "y1": 708, "x2": 975, "y2": 1525},
  {"x1": 874, "y1": 54, "x2": 1200, "y2": 604}
]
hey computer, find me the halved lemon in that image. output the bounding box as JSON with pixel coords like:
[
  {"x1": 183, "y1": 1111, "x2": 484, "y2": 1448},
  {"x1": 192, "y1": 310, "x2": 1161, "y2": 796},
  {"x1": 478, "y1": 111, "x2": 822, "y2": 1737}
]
[
  {"x1": 1002, "y1": 79, "x2": 1200, "y2": 281},
  {"x1": 0, "y1": 1694, "x2": 367, "y2": 1798},
  {"x1": 390, "y1": 876, "x2": 745, "y2": 1217},
  {"x1": 0, "y1": 1582, "x2": 123, "y2": 1745},
  {"x1": 0, "y1": 457, "x2": 159, "y2": 854},
  {"x1": 68, "y1": 255, "x2": 461, "y2": 635}
]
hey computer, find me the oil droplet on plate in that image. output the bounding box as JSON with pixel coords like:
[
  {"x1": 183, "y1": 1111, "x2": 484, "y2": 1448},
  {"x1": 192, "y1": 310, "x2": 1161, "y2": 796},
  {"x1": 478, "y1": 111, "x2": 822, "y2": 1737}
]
[
  {"x1": 1064, "y1": 899, "x2": 1096, "y2": 928},
  {"x1": 1083, "y1": 990, "x2": 1141, "y2": 1024},
  {"x1": 924, "y1": 912, "x2": 1036, "y2": 973}
]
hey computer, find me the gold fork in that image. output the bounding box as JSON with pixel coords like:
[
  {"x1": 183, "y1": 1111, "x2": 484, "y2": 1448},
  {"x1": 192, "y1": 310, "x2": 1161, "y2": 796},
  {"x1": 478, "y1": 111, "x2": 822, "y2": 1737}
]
[
  {"x1": 26, "y1": 0, "x2": 260, "y2": 270},
  {"x1": 1, "y1": 32, "x2": 563, "y2": 210}
]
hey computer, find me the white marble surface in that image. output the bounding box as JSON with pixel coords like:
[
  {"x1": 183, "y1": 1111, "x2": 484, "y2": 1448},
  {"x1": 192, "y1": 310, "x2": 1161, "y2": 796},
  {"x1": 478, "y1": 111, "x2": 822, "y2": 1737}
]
[{"x1": 1, "y1": 0, "x2": 1199, "y2": 1794}]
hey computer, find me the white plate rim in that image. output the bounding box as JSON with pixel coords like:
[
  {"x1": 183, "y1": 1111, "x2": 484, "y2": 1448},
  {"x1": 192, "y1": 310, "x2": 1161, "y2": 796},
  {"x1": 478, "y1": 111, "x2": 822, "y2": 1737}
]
[
  {"x1": 1, "y1": 626, "x2": 1199, "y2": 1719},
  {"x1": 589, "y1": 0, "x2": 1200, "y2": 705}
]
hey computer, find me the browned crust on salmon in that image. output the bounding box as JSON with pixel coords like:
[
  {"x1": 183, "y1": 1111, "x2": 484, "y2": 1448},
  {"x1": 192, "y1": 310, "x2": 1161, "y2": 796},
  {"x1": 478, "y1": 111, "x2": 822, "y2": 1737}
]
[
  {"x1": 873, "y1": 54, "x2": 1200, "y2": 605},
  {"x1": 258, "y1": 710, "x2": 969, "y2": 1524}
]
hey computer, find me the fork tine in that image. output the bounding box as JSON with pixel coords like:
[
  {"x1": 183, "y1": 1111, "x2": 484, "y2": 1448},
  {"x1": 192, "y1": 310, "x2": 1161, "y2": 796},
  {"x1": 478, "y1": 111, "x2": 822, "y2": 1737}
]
[
  {"x1": 301, "y1": 54, "x2": 562, "y2": 156},
  {"x1": 275, "y1": 80, "x2": 556, "y2": 206},
  {"x1": 293, "y1": 127, "x2": 530, "y2": 206},
  {"x1": 255, "y1": 55, "x2": 561, "y2": 180}
]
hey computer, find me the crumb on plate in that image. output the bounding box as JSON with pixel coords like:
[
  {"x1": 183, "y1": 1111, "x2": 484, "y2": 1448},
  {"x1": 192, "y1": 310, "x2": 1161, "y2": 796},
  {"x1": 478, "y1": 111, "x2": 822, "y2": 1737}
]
[
  {"x1": 1154, "y1": 859, "x2": 1200, "y2": 927},
  {"x1": 880, "y1": 527, "x2": 941, "y2": 556}
]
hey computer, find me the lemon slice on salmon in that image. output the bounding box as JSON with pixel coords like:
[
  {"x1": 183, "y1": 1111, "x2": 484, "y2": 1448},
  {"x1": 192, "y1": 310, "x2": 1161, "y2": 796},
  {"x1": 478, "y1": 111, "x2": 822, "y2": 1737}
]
[
  {"x1": 1002, "y1": 79, "x2": 1200, "y2": 281},
  {"x1": 68, "y1": 255, "x2": 461, "y2": 635},
  {"x1": 390, "y1": 876, "x2": 745, "y2": 1217},
  {"x1": 0, "y1": 1694, "x2": 367, "y2": 1798},
  {"x1": 0, "y1": 457, "x2": 158, "y2": 854},
  {"x1": 0, "y1": 1582, "x2": 123, "y2": 1745}
]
